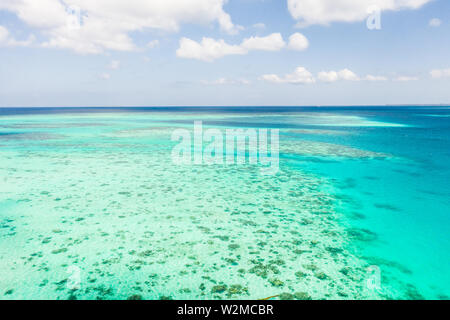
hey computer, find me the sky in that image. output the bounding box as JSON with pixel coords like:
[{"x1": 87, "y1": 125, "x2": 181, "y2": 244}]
[{"x1": 0, "y1": 0, "x2": 449, "y2": 107}]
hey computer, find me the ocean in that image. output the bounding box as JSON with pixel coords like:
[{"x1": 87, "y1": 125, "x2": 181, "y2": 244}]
[{"x1": 0, "y1": 106, "x2": 449, "y2": 300}]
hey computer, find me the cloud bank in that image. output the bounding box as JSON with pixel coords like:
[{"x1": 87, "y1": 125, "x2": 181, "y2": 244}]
[
  {"x1": 0, "y1": 0, "x2": 239, "y2": 54},
  {"x1": 262, "y1": 66, "x2": 392, "y2": 84},
  {"x1": 287, "y1": 0, "x2": 432, "y2": 26},
  {"x1": 177, "y1": 32, "x2": 309, "y2": 61}
]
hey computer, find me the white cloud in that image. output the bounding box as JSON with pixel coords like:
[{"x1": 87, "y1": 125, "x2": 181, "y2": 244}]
[
  {"x1": 317, "y1": 71, "x2": 339, "y2": 83},
  {"x1": 178, "y1": 32, "x2": 310, "y2": 61},
  {"x1": 394, "y1": 76, "x2": 419, "y2": 81},
  {"x1": 238, "y1": 79, "x2": 251, "y2": 85},
  {"x1": 261, "y1": 66, "x2": 315, "y2": 84},
  {"x1": 429, "y1": 18, "x2": 442, "y2": 27},
  {"x1": 0, "y1": 0, "x2": 68, "y2": 29},
  {"x1": 287, "y1": 0, "x2": 432, "y2": 26},
  {"x1": 263, "y1": 66, "x2": 389, "y2": 85},
  {"x1": 0, "y1": 25, "x2": 35, "y2": 47},
  {"x1": 176, "y1": 37, "x2": 246, "y2": 62},
  {"x1": 288, "y1": 32, "x2": 309, "y2": 51},
  {"x1": 430, "y1": 68, "x2": 450, "y2": 79},
  {"x1": 0, "y1": 0, "x2": 239, "y2": 54},
  {"x1": 202, "y1": 78, "x2": 251, "y2": 85},
  {"x1": 338, "y1": 69, "x2": 360, "y2": 81},
  {"x1": 365, "y1": 75, "x2": 388, "y2": 81},
  {"x1": 109, "y1": 60, "x2": 120, "y2": 70},
  {"x1": 241, "y1": 33, "x2": 285, "y2": 51},
  {"x1": 318, "y1": 69, "x2": 360, "y2": 82}
]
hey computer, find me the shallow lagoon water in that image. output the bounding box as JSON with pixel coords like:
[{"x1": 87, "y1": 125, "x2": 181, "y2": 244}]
[{"x1": 0, "y1": 107, "x2": 449, "y2": 300}]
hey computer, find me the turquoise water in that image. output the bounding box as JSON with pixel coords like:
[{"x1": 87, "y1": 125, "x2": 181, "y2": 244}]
[{"x1": 0, "y1": 107, "x2": 449, "y2": 300}]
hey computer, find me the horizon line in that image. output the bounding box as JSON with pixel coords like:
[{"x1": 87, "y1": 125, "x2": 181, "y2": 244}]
[{"x1": 0, "y1": 104, "x2": 449, "y2": 109}]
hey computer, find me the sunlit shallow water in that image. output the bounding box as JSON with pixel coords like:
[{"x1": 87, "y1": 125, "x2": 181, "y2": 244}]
[{"x1": 0, "y1": 107, "x2": 449, "y2": 300}]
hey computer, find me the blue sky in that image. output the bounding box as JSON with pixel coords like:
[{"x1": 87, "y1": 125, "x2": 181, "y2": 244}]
[{"x1": 0, "y1": 0, "x2": 449, "y2": 107}]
